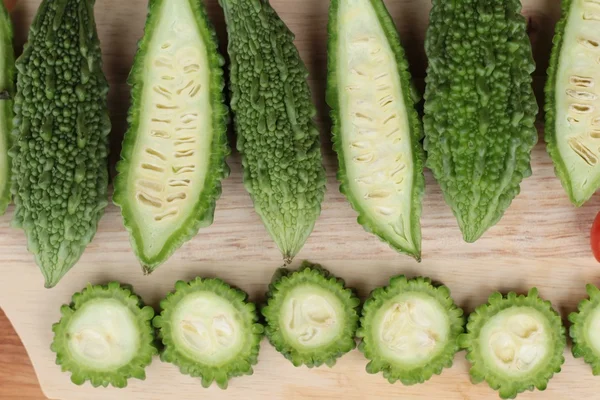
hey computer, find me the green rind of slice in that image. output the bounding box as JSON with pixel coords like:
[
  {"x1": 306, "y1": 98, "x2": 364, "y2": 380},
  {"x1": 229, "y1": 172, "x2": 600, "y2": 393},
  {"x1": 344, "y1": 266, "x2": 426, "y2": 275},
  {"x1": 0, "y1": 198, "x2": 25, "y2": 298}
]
[
  {"x1": 357, "y1": 275, "x2": 464, "y2": 385},
  {"x1": 50, "y1": 282, "x2": 157, "y2": 388},
  {"x1": 113, "y1": 0, "x2": 230, "y2": 272},
  {"x1": 262, "y1": 261, "x2": 360, "y2": 367},
  {"x1": 326, "y1": 0, "x2": 425, "y2": 261},
  {"x1": 569, "y1": 284, "x2": 600, "y2": 374},
  {"x1": 153, "y1": 277, "x2": 263, "y2": 389},
  {"x1": 0, "y1": 0, "x2": 14, "y2": 215},
  {"x1": 459, "y1": 288, "x2": 566, "y2": 399}
]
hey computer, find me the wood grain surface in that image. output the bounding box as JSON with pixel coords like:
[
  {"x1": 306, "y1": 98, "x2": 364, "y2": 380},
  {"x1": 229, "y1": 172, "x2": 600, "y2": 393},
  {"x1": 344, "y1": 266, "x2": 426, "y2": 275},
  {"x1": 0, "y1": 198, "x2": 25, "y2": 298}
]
[{"x1": 3, "y1": 0, "x2": 600, "y2": 399}]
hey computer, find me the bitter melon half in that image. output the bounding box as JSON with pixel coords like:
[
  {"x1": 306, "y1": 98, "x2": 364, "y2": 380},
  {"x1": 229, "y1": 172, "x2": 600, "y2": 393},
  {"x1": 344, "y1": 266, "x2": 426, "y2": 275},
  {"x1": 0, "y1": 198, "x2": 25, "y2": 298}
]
[
  {"x1": 546, "y1": 0, "x2": 600, "y2": 206},
  {"x1": 262, "y1": 261, "x2": 360, "y2": 367},
  {"x1": 219, "y1": 0, "x2": 327, "y2": 263},
  {"x1": 0, "y1": 0, "x2": 14, "y2": 215},
  {"x1": 10, "y1": 0, "x2": 111, "y2": 288},
  {"x1": 153, "y1": 277, "x2": 263, "y2": 389},
  {"x1": 459, "y1": 288, "x2": 565, "y2": 399},
  {"x1": 357, "y1": 275, "x2": 464, "y2": 385},
  {"x1": 569, "y1": 284, "x2": 600, "y2": 374},
  {"x1": 326, "y1": 0, "x2": 425, "y2": 260},
  {"x1": 424, "y1": 0, "x2": 538, "y2": 242},
  {"x1": 51, "y1": 282, "x2": 157, "y2": 387},
  {"x1": 114, "y1": 0, "x2": 229, "y2": 272}
]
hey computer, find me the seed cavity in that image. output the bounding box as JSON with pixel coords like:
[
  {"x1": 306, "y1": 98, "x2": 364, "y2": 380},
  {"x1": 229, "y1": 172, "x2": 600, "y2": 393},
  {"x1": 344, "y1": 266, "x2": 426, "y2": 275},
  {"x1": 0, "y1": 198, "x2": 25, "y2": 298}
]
[
  {"x1": 569, "y1": 137, "x2": 598, "y2": 165},
  {"x1": 566, "y1": 89, "x2": 597, "y2": 100},
  {"x1": 570, "y1": 75, "x2": 594, "y2": 87},
  {"x1": 570, "y1": 104, "x2": 594, "y2": 113}
]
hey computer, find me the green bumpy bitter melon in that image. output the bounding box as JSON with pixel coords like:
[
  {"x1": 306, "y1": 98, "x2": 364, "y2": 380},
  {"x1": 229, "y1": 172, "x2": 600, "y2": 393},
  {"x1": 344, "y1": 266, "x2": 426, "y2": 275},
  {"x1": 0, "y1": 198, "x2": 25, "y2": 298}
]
[
  {"x1": 459, "y1": 288, "x2": 566, "y2": 399},
  {"x1": 326, "y1": 0, "x2": 425, "y2": 260},
  {"x1": 423, "y1": 0, "x2": 538, "y2": 242},
  {"x1": 357, "y1": 275, "x2": 464, "y2": 385},
  {"x1": 114, "y1": 0, "x2": 229, "y2": 272},
  {"x1": 0, "y1": 0, "x2": 14, "y2": 215},
  {"x1": 545, "y1": 0, "x2": 600, "y2": 205},
  {"x1": 262, "y1": 261, "x2": 360, "y2": 367},
  {"x1": 569, "y1": 284, "x2": 600, "y2": 374},
  {"x1": 10, "y1": 0, "x2": 111, "y2": 288},
  {"x1": 153, "y1": 277, "x2": 263, "y2": 389},
  {"x1": 51, "y1": 282, "x2": 157, "y2": 388},
  {"x1": 219, "y1": 0, "x2": 327, "y2": 263}
]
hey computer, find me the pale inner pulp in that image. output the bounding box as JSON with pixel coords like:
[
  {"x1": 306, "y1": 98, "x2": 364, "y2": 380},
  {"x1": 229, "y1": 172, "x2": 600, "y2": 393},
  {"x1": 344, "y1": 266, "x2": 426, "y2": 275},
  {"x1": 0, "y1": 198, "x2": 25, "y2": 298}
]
[
  {"x1": 585, "y1": 305, "x2": 600, "y2": 355},
  {"x1": 67, "y1": 299, "x2": 139, "y2": 370},
  {"x1": 129, "y1": 0, "x2": 212, "y2": 257},
  {"x1": 479, "y1": 307, "x2": 549, "y2": 375},
  {"x1": 374, "y1": 293, "x2": 448, "y2": 365},
  {"x1": 555, "y1": 0, "x2": 600, "y2": 201},
  {"x1": 172, "y1": 292, "x2": 243, "y2": 365},
  {"x1": 281, "y1": 286, "x2": 343, "y2": 349},
  {"x1": 336, "y1": 0, "x2": 416, "y2": 252}
]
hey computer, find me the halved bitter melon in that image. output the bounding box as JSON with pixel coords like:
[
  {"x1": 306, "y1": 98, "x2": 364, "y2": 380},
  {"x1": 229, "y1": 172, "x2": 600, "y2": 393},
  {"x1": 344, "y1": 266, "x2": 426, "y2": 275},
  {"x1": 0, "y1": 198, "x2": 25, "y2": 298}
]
[
  {"x1": 0, "y1": 0, "x2": 14, "y2": 215},
  {"x1": 459, "y1": 288, "x2": 566, "y2": 399},
  {"x1": 114, "y1": 0, "x2": 229, "y2": 272},
  {"x1": 50, "y1": 282, "x2": 157, "y2": 388},
  {"x1": 262, "y1": 261, "x2": 360, "y2": 367},
  {"x1": 326, "y1": 0, "x2": 425, "y2": 260},
  {"x1": 546, "y1": 0, "x2": 600, "y2": 206},
  {"x1": 357, "y1": 275, "x2": 463, "y2": 385},
  {"x1": 153, "y1": 278, "x2": 263, "y2": 389},
  {"x1": 569, "y1": 284, "x2": 600, "y2": 374}
]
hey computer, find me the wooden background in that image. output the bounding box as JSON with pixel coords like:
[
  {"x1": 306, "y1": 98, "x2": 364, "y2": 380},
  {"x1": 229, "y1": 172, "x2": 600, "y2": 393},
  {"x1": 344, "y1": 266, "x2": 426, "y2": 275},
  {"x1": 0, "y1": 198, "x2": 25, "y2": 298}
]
[{"x1": 4, "y1": 0, "x2": 600, "y2": 399}]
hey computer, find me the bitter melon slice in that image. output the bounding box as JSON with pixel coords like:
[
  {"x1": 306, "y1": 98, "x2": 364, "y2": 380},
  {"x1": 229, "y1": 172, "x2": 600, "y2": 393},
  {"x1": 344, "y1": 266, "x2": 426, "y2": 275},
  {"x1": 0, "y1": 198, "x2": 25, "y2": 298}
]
[
  {"x1": 50, "y1": 282, "x2": 157, "y2": 388},
  {"x1": 114, "y1": 0, "x2": 229, "y2": 272},
  {"x1": 262, "y1": 261, "x2": 360, "y2": 367},
  {"x1": 0, "y1": 0, "x2": 14, "y2": 215},
  {"x1": 153, "y1": 277, "x2": 263, "y2": 389},
  {"x1": 459, "y1": 288, "x2": 566, "y2": 399},
  {"x1": 569, "y1": 284, "x2": 600, "y2": 374},
  {"x1": 357, "y1": 275, "x2": 463, "y2": 385},
  {"x1": 326, "y1": 0, "x2": 425, "y2": 260}
]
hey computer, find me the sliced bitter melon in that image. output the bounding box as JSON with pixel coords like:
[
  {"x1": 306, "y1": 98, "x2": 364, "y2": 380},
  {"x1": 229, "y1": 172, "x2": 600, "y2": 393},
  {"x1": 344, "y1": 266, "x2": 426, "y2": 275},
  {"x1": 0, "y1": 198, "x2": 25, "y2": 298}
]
[
  {"x1": 326, "y1": 0, "x2": 425, "y2": 260},
  {"x1": 569, "y1": 284, "x2": 600, "y2": 374},
  {"x1": 459, "y1": 288, "x2": 566, "y2": 399},
  {"x1": 50, "y1": 282, "x2": 157, "y2": 388},
  {"x1": 546, "y1": 0, "x2": 600, "y2": 206},
  {"x1": 114, "y1": 0, "x2": 229, "y2": 272},
  {"x1": 262, "y1": 261, "x2": 360, "y2": 367},
  {"x1": 0, "y1": 0, "x2": 14, "y2": 215},
  {"x1": 153, "y1": 277, "x2": 263, "y2": 389},
  {"x1": 357, "y1": 275, "x2": 464, "y2": 385}
]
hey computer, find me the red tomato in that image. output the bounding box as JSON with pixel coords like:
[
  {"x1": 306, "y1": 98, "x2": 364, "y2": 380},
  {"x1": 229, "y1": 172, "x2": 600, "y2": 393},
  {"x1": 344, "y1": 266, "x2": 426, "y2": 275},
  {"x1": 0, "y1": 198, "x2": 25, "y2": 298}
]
[
  {"x1": 591, "y1": 212, "x2": 600, "y2": 262},
  {"x1": 3, "y1": 0, "x2": 17, "y2": 12}
]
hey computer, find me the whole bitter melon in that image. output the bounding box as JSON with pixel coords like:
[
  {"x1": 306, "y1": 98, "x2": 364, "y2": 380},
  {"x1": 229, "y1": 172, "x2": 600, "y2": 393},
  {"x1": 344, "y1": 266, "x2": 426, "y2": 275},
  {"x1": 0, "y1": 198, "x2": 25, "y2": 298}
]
[
  {"x1": 10, "y1": 0, "x2": 111, "y2": 288},
  {"x1": 0, "y1": 0, "x2": 14, "y2": 215},
  {"x1": 219, "y1": 0, "x2": 327, "y2": 263},
  {"x1": 114, "y1": 0, "x2": 229, "y2": 272},
  {"x1": 424, "y1": 0, "x2": 538, "y2": 242}
]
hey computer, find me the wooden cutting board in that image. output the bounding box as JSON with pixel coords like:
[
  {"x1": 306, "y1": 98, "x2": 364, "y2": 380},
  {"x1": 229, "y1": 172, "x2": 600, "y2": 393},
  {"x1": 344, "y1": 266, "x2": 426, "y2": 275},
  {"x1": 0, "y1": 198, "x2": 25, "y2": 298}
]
[{"x1": 2, "y1": 0, "x2": 599, "y2": 399}]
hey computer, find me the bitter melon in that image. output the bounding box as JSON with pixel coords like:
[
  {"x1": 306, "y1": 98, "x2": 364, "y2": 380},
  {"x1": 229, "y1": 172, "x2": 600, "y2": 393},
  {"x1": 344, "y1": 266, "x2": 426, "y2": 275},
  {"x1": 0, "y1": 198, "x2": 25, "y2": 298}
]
[
  {"x1": 51, "y1": 282, "x2": 157, "y2": 388},
  {"x1": 546, "y1": 0, "x2": 600, "y2": 206},
  {"x1": 262, "y1": 261, "x2": 360, "y2": 367},
  {"x1": 569, "y1": 284, "x2": 600, "y2": 374},
  {"x1": 114, "y1": 0, "x2": 229, "y2": 272},
  {"x1": 219, "y1": 0, "x2": 327, "y2": 263},
  {"x1": 10, "y1": 0, "x2": 111, "y2": 288},
  {"x1": 423, "y1": 0, "x2": 538, "y2": 242},
  {"x1": 326, "y1": 0, "x2": 425, "y2": 260},
  {"x1": 459, "y1": 288, "x2": 566, "y2": 399},
  {"x1": 0, "y1": 0, "x2": 14, "y2": 215},
  {"x1": 153, "y1": 277, "x2": 263, "y2": 389},
  {"x1": 357, "y1": 275, "x2": 464, "y2": 385}
]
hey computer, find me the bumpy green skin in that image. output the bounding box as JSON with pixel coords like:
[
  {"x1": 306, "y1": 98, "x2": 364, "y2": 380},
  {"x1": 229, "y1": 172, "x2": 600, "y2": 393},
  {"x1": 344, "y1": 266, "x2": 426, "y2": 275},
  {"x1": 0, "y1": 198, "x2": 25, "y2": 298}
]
[
  {"x1": 0, "y1": 1, "x2": 14, "y2": 215},
  {"x1": 219, "y1": 0, "x2": 326, "y2": 262},
  {"x1": 357, "y1": 275, "x2": 464, "y2": 385},
  {"x1": 326, "y1": 0, "x2": 425, "y2": 261},
  {"x1": 569, "y1": 284, "x2": 600, "y2": 374},
  {"x1": 10, "y1": 0, "x2": 110, "y2": 288},
  {"x1": 113, "y1": 0, "x2": 230, "y2": 273},
  {"x1": 50, "y1": 282, "x2": 157, "y2": 388},
  {"x1": 153, "y1": 278, "x2": 264, "y2": 389},
  {"x1": 262, "y1": 261, "x2": 360, "y2": 367},
  {"x1": 423, "y1": 0, "x2": 538, "y2": 242},
  {"x1": 459, "y1": 288, "x2": 566, "y2": 399}
]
